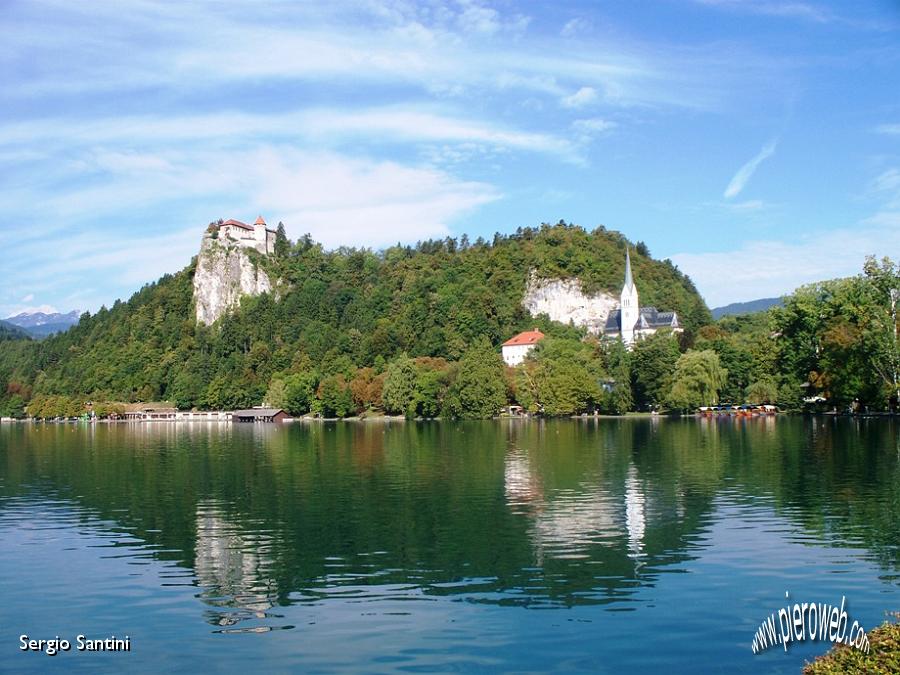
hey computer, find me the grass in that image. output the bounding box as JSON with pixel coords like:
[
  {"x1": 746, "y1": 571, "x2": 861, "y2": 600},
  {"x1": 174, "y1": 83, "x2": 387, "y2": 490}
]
[{"x1": 803, "y1": 616, "x2": 900, "y2": 674}]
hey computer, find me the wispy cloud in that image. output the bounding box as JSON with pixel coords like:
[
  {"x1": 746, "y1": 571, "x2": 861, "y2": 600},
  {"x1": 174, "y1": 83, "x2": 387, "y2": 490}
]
[
  {"x1": 876, "y1": 123, "x2": 900, "y2": 135},
  {"x1": 560, "y1": 17, "x2": 591, "y2": 38},
  {"x1": 0, "y1": 107, "x2": 574, "y2": 158},
  {"x1": 561, "y1": 86, "x2": 600, "y2": 109},
  {"x1": 691, "y1": 0, "x2": 831, "y2": 23},
  {"x1": 723, "y1": 139, "x2": 778, "y2": 199}
]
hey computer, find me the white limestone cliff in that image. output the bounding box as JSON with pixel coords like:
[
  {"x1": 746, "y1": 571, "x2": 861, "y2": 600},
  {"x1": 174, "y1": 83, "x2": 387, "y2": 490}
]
[
  {"x1": 193, "y1": 233, "x2": 273, "y2": 326},
  {"x1": 522, "y1": 273, "x2": 617, "y2": 334}
]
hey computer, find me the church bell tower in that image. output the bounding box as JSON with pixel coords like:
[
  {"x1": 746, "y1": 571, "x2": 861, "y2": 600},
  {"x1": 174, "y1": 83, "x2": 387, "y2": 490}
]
[{"x1": 620, "y1": 248, "x2": 640, "y2": 345}]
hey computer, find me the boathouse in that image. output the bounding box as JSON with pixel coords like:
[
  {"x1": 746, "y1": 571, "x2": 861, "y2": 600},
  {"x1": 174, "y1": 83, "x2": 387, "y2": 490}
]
[{"x1": 232, "y1": 408, "x2": 289, "y2": 423}]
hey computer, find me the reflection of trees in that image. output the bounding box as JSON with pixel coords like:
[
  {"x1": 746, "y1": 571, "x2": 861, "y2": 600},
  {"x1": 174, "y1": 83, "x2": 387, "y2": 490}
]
[{"x1": 0, "y1": 417, "x2": 898, "y2": 614}]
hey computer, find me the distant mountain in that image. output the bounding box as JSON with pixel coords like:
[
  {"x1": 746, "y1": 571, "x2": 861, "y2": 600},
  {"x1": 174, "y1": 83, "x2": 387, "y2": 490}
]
[
  {"x1": 5, "y1": 310, "x2": 80, "y2": 338},
  {"x1": 711, "y1": 297, "x2": 783, "y2": 320},
  {"x1": 0, "y1": 319, "x2": 31, "y2": 341}
]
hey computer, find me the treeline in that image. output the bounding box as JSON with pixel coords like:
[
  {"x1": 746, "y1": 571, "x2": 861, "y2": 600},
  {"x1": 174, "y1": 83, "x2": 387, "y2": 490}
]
[
  {"x1": 679, "y1": 256, "x2": 900, "y2": 412},
  {"x1": 0, "y1": 222, "x2": 709, "y2": 417},
  {"x1": 1, "y1": 222, "x2": 895, "y2": 419}
]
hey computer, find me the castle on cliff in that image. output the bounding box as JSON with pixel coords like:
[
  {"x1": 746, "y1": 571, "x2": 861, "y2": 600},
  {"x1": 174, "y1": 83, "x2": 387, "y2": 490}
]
[{"x1": 216, "y1": 216, "x2": 276, "y2": 255}]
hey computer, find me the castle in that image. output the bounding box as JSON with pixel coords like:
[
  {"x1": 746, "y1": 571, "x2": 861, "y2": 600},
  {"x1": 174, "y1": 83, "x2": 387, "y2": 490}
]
[
  {"x1": 603, "y1": 249, "x2": 681, "y2": 346},
  {"x1": 216, "y1": 216, "x2": 277, "y2": 254}
]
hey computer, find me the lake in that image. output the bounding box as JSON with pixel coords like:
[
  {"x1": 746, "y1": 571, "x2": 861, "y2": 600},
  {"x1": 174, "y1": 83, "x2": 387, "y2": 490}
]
[{"x1": 1, "y1": 417, "x2": 897, "y2": 673}]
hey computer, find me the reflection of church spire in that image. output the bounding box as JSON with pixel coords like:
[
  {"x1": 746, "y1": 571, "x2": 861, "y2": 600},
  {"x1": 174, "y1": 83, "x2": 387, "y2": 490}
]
[
  {"x1": 624, "y1": 464, "x2": 646, "y2": 562},
  {"x1": 194, "y1": 500, "x2": 278, "y2": 629}
]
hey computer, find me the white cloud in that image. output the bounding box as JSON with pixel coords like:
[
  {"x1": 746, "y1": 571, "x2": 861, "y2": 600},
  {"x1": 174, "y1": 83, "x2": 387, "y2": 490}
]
[
  {"x1": 0, "y1": 148, "x2": 501, "y2": 313},
  {"x1": 571, "y1": 117, "x2": 617, "y2": 138},
  {"x1": 683, "y1": 161, "x2": 900, "y2": 306},
  {"x1": 871, "y1": 168, "x2": 900, "y2": 196},
  {"x1": 671, "y1": 224, "x2": 900, "y2": 307},
  {"x1": 723, "y1": 139, "x2": 778, "y2": 199},
  {"x1": 728, "y1": 199, "x2": 766, "y2": 211},
  {"x1": 0, "y1": 107, "x2": 577, "y2": 162},
  {"x1": 561, "y1": 86, "x2": 600, "y2": 109},
  {"x1": 246, "y1": 150, "x2": 501, "y2": 247},
  {"x1": 876, "y1": 124, "x2": 900, "y2": 135},
  {"x1": 560, "y1": 18, "x2": 591, "y2": 38},
  {"x1": 692, "y1": 0, "x2": 830, "y2": 22},
  {"x1": 20, "y1": 294, "x2": 34, "y2": 303}
]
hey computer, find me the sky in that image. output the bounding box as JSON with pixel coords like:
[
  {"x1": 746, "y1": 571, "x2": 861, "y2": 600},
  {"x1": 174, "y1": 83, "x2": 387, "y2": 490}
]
[{"x1": 1, "y1": 0, "x2": 899, "y2": 316}]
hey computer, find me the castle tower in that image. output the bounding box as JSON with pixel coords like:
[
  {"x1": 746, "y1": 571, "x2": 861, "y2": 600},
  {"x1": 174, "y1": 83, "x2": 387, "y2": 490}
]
[
  {"x1": 619, "y1": 248, "x2": 640, "y2": 345},
  {"x1": 253, "y1": 215, "x2": 269, "y2": 253}
]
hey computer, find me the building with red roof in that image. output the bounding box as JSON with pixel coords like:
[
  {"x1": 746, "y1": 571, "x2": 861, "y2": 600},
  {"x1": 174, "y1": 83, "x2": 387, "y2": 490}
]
[
  {"x1": 217, "y1": 216, "x2": 277, "y2": 254},
  {"x1": 501, "y1": 328, "x2": 545, "y2": 366}
]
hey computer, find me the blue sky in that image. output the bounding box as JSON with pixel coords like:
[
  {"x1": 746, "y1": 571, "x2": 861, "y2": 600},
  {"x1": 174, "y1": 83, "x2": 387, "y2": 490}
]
[{"x1": 1, "y1": 0, "x2": 899, "y2": 316}]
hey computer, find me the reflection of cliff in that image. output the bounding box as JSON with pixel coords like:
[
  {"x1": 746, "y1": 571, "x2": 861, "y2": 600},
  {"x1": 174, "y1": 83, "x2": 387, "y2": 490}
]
[
  {"x1": 504, "y1": 449, "x2": 647, "y2": 565},
  {"x1": 194, "y1": 500, "x2": 278, "y2": 627}
]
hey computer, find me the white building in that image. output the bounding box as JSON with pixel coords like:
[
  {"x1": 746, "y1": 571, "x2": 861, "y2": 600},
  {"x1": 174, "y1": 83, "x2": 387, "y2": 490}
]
[
  {"x1": 501, "y1": 329, "x2": 545, "y2": 366},
  {"x1": 217, "y1": 216, "x2": 277, "y2": 255},
  {"x1": 603, "y1": 249, "x2": 682, "y2": 347}
]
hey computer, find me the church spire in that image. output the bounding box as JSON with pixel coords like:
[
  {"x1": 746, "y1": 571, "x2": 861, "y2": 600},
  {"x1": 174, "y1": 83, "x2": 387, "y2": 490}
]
[{"x1": 624, "y1": 247, "x2": 634, "y2": 290}]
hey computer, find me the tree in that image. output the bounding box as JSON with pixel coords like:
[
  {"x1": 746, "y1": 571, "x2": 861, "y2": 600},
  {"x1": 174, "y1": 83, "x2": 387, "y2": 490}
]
[
  {"x1": 514, "y1": 337, "x2": 604, "y2": 416},
  {"x1": 316, "y1": 374, "x2": 354, "y2": 418},
  {"x1": 862, "y1": 256, "x2": 900, "y2": 405},
  {"x1": 599, "y1": 339, "x2": 632, "y2": 414},
  {"x1": 283, "y1": 372, "x2": 317, "y2": 416},
  {"x1": 772, "y1": 259, "x2": 900, "y2": 409},
  {"x1": 631, "y1": 331, "x2": 680, "y2": 410},
  {"x1": 745, "y1": 377, "x2": 778, "y2": 404},
  {"x1": 275, "y1": 222, "x2": 289, "y2": 258},
  {"x1": 349, "y1": 367, "x2": 384, "y2": 412},
  {"x1": 264, "y1": 377, "x2": 288, "y2": 409},
  {"x1": 667, "y1": 350, "x2": 728, "y2": 412},
  {"x1": 382, "y1": 354, "x2": 418, "y2": 415},
  {"x1": 444, "y1": 338, "x2": 507, "y2": 419}
]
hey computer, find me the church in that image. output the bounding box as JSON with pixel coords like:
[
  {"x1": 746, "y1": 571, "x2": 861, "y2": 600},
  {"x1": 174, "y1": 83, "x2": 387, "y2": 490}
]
[{"x1": 603, "y1": 249, "x2": 681, "y2": 347}]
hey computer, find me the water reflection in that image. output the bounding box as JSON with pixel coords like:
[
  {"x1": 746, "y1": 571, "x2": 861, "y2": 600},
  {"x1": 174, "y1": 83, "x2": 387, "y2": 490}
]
[
  {"x1": 194, "y1": 500, "x2": 279, "y2": 629},
  {"x1": 624, "y1": 464, "x2": 646, "y2": 561},
  {"x1": 0, "y1": 417, "x2": 898, "y2": 625}
]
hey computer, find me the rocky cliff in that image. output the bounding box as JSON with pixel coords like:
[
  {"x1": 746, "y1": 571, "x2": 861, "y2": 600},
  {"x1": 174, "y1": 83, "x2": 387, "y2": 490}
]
[
  {"x1": 522, "y1": 273, "x2": 618, "y2": 334},
  {"x1": 193, "y1": 234, "x2": 273, "y2": 326}
]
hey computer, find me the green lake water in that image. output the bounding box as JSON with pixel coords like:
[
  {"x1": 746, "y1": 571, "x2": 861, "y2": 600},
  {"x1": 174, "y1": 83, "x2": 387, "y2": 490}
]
[{"x1": 0, "y1": 417, "x2": 898, "y2": 673}]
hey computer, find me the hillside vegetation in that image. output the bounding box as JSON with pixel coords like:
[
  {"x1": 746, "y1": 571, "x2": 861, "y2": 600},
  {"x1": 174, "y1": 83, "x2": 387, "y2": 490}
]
[
  {"x1": 0, "y1": 223, "x2": 708, "y2": 415},
  {"x1": 3, "y1": 223, "x2": 894, "y2": 420},
  {"x1": 0, "y1": 320, "x2": 31, "y2": 342}
]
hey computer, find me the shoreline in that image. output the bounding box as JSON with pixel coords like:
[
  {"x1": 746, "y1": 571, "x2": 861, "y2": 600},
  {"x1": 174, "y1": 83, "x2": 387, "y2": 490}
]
[{"x1": 3, "y1": 411, "x2": 898, "y2": 425}]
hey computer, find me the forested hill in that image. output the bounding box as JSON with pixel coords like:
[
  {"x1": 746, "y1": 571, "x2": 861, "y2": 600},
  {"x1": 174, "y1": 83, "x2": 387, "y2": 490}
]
[
  {"x1": 0, "y1": 222, "x2": 710, "y2": 411},
  {"x1": 0, "y1": 320, "x2": 31, "y2": 342}
]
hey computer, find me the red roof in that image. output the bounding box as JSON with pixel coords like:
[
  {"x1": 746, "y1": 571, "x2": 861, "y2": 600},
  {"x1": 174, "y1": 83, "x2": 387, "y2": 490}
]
[
  {"x1": 254, "y1": 215, "x2": 266, "y2": 225},
  {"x1": 502, "y1": 329, "x2": 545, "y2": 347},
  {"x1": 222, "y1": 219, "x2": 252, "y2": 230}
]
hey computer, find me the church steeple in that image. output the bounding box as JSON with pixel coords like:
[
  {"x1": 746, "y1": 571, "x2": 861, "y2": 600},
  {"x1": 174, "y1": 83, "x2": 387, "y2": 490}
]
[
  {"x1": 619, "y1": 247, "x2": 640, "y2": 346},
  {"x1": 623, "y1": 247, "x2": 634, "y2": 291}
]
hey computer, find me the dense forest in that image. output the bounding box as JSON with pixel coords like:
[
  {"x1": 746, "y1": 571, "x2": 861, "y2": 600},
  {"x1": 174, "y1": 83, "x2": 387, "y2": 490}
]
[{"x1": 0, "y1": 222, "x2": 897, "y2": 418}]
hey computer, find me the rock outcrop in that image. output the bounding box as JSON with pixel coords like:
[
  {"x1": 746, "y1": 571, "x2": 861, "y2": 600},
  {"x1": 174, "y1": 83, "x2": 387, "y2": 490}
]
[
  {"x1": 193, "y1": 233, "x2": 273, "y2": 326},
  {"x1": 522, "y1": 273, "x2": 617, "y2": 334}
]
